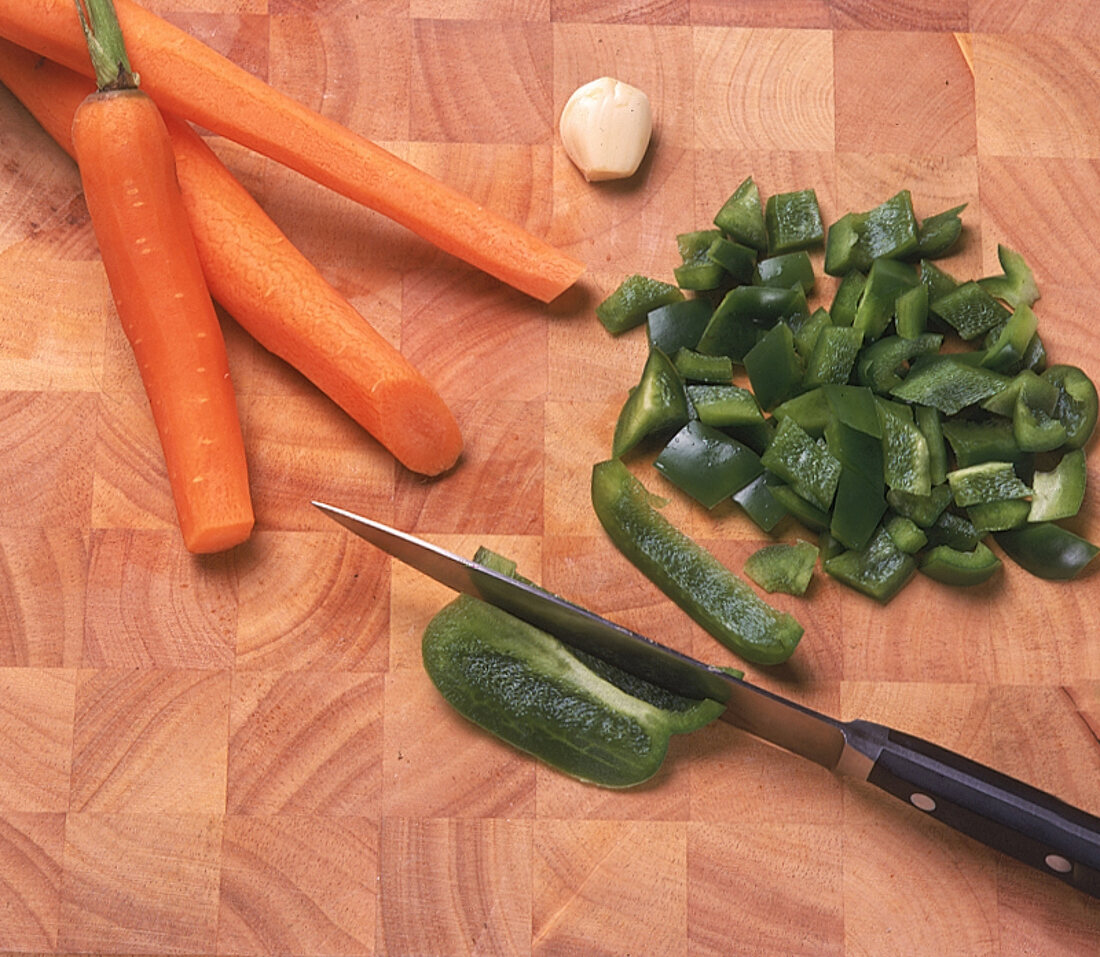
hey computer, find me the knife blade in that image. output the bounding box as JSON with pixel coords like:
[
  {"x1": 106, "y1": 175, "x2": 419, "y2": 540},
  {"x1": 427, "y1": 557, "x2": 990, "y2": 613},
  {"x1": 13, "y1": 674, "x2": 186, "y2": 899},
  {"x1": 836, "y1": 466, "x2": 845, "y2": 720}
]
[{"x1": 313, "y1": 500, "x2": 1100, "y2": 898}]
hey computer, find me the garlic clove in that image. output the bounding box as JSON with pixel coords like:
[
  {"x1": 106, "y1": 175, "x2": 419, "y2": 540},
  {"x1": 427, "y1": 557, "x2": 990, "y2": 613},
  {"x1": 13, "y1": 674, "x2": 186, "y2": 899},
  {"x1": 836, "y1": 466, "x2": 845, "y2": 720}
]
[{"x1": 559, "y1": 76, "x2": 653, "y2": 182}]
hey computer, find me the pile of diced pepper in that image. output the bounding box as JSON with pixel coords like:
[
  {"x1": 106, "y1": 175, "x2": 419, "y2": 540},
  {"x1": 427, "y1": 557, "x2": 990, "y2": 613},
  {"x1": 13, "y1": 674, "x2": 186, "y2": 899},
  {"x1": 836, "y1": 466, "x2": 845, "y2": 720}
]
[{"x1": 595, "y1": 179, "x2": 1098, "y2": 602}]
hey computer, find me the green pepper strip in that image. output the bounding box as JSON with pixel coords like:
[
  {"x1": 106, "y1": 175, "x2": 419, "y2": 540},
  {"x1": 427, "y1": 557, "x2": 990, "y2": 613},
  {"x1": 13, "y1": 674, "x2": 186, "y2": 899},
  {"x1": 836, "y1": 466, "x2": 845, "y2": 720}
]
[
  {"x1": 995, "y1": 523, "x2": 1100, "y2": 581},
  {"x1": 596, "y1": 273, "x2": 684, "y2": 335},
  {"x1": 919, "y1": 542, "x2": 1001, "y2": 587},
  {"x1": 591, "y1": 459, "x2": 803, "y2": 665}
]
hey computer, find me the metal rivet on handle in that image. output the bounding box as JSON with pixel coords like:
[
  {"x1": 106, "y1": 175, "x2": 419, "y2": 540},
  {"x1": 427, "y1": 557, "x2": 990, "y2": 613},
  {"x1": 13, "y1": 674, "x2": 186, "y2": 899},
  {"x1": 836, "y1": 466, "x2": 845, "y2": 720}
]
[
  {"x1": 1045, "y1": 853, "x2": 1072, "y2": 874},
  {"x1": 910, "y1": 793, "x2": 937, "y2": 812}
]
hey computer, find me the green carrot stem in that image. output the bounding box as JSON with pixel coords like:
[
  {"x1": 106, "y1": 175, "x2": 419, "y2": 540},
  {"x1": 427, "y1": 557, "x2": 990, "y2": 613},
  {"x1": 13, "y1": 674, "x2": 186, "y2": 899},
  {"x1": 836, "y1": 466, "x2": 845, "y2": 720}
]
[{"x1": 73, "y1": 0, "x2": 137, "y2": 91}]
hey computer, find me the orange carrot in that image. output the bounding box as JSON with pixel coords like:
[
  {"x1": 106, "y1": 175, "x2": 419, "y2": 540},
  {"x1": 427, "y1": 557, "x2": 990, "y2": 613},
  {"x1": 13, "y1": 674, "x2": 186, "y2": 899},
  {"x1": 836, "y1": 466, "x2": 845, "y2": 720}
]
[
  {"x1": 68, "y1": 2, "x2": 252, "y2": 553},
  {"x1": 0, "y1": 0, "x2": 586, "y2": 302},
  {"x1": 0, "y1": 39, "x2": 464, "y2": 476}
]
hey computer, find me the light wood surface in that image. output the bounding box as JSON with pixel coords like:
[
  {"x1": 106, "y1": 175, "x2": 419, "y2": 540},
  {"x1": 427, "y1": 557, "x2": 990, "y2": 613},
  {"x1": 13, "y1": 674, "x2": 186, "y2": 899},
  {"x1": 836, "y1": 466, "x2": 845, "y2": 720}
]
[{"x1": 2, "y1": 2, "x2": 1099, "y2": 955}]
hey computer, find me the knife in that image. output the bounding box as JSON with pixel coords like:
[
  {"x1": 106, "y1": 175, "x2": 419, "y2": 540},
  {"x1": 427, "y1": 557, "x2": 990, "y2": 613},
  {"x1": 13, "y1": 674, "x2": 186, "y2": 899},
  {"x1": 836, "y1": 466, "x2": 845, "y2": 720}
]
[{"x1": 313, "y1": 500, "x2": 1100, "y2": 898}]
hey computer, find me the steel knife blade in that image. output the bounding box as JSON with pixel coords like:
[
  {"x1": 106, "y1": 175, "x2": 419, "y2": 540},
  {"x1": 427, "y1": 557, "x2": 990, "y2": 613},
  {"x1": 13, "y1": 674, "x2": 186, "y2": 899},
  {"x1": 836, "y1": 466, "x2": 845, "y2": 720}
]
[{"x1": 314, "y1": 500, "x2": 1100, "y2": 898}]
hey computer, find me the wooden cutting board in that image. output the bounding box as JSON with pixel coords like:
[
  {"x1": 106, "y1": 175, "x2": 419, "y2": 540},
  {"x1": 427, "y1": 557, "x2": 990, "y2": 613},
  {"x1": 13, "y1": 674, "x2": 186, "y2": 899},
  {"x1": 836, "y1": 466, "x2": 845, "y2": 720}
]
[{"x1": 1, "y1": 2, "x2": 1098, "y2": 954}]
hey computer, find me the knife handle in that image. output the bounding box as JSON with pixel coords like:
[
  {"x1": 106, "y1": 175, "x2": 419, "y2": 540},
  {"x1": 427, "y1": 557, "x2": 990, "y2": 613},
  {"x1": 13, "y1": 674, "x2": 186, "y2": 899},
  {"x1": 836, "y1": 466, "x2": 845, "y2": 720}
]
[{"x1": 848, "y1": 720, "x2": 1100, "y2": 898}]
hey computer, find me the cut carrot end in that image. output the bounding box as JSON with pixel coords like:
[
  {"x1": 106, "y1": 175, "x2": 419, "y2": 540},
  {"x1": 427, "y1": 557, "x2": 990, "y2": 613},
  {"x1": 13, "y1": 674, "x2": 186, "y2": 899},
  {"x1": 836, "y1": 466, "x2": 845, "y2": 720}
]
[
  {"x1": 183, "y1": 516, "x2": 255, "y2": 554},
  {"x1": 373, "y1": 378, "x2": 464, "y2": 477}
]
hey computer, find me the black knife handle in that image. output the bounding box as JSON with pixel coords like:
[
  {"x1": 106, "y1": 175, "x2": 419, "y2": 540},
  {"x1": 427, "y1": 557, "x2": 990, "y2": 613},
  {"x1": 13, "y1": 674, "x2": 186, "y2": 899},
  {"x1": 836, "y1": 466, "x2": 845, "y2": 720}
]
[{"x1": 847, "y1": 720, "x2": 1100, "y2": 898}]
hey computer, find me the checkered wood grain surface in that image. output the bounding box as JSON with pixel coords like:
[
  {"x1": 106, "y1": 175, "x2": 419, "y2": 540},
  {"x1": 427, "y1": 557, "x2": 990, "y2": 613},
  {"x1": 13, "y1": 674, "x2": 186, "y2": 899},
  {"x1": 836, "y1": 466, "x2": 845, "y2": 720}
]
[{"x1": 1, "y1": 1, "x2": 1098, "y2": 954}]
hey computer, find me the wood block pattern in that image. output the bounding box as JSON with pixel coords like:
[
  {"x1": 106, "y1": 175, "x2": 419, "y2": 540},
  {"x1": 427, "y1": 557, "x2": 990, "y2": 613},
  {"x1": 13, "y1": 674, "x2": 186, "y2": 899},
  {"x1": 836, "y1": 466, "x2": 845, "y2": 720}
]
[{"x1": 1, "y1": 2, "x2": 1098, "y2": 954}]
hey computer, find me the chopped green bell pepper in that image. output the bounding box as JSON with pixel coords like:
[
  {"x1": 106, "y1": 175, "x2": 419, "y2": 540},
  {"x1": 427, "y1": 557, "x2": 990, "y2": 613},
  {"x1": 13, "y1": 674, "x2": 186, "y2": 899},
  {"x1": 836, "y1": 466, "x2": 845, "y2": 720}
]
[
  {"x1": 941, "y1": 417, "x2": 1023, "y2": 468},
  {"x1": 732, "y1": 471, "x2": 788, "y2": 532},
  {"x1": 696, "y1": 284, "x2": 809, "y2": 362},
  {"x1": 713, "y1": 176, "x2": 767, "y2": 252},
  {"x1": 886, "y1": 483, "x2": 953, "y2": 528},
  {"x1": 981, "y1": 302, "x2": 1039, "y2": 373},
  {"x1": 743, "y1": 539, "x2": 819, "y2": 595},
  {"x1": 823, "y1": 524, "x2": 917, "y2": 602},
  {"x1": 857, "y1": 333, "x2": 943, "y2": 394},
  {"x1": 947, "y1": 460, "x2": 1031, "y2": 508},
  {"x1": 830, "y1": 269, "x2": 867, "y2": 327},
  {"x1": 706, "y1": 235, "x2": 757, "y2": 285},
  {"x1": 853, "y1": 257, "x2": 920, "y2": 341},
  {"x1": 597, "y1": 274, "x2": 684, "y2": 335},
  {"x1": 824, "y1": 190, "x2": 919, "y2": 276},
  {"x1": 919, "y1": 541, "x2": 1001, "y2": 586},
  {"x1": 591, "y1": 458, "x2": 804, "y2": 664},
  {"x1": 967, "y1": 498, "x2": 1031, "y2": 534},
  {"x1": 612, "y1": 348, "x2": 690, "y2": 457},
  {"x1": 646, "y1": 298, "x2": 713, "y2": 357},
  {"x1": 674, "y1": 230, "x2": 726, "y2": 290},
  {"x1": 654, "y1": 421, "x2": 764, "y2": 508},
  {"x1": 760, "y1": 416, "x2": 842, "y2": 512},
  {"x1": 686, "y1": 384, "x2": 764, "y2": 430},
  {"x1": 765, "y1": 188, "x2": 824, "y2": 255},
  {"x1": 1042, "y1": 364, "x2": 1098, "y2": 449},
  {"x1": 885, "y1": 514, "x2": 928, "y2": 554},
  {"x1": 995, "y1": 523, "x2": 1099, "y2": 581},
  {"x1": 674, "y1": 348, "x2": 734, "y2": 384},
  {"x1": 978, "y1": 244, "x2": 1039, "y2": 309},
  {"x1": 894, "y1": 282, "x2": 929, "y2": 339},
  {"x1": 890, "y1": 354, "x2": 1010, "y2": 415},
  {"x1": 753, "y1": 251, "x2": 815, "y2": 293},
  {"x1": 803, "y1": 325, "x2": 863, "y2": 388},
  {"x1": 931, "y1": 281, "x2": 1012, "y2": 340},
  {"x1": 1028, "y1": 448, "x2": 1087, "y2": 522},
  {"x1": 912, "y1": 204, "x2": 966, "y2": 259},
  {"x1": 744, "y1": 321, "x2": 804, "y2": 410}
]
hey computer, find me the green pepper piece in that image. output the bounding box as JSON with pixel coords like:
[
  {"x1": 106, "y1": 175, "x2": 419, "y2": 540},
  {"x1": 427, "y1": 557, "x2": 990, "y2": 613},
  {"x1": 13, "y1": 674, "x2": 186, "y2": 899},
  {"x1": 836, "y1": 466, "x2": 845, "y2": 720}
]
[
  {"x1": 423, "y1": 595, "x2": 723, "y2": 789},
  {"x1": 890, "y1": 354, "x2": 1010, "y2": 415},
  {"x1": 885, "y1": 514, "x2": 928, "y2": 554},
  {"x1": 674, "y1": 348, "x2": 734, "y2": 384},
  {"x1": 915, "y1": 405, "x2": 947, "y2": 486},
  {"x1": 696, "y1": 284, "x2": 809, "y2": 362},
  {"x1": 674, "y1": 229, "x2": 726, "y2": 290},
  {"x1": 744, "y1": 321, "x2": 804, "y2": 410},
  {"x1": 597, "y1": 274, "x2": 685, "y2": 335},
  {"x1": 654, "y1": 421, "x2": 764, "y2": 508},
  {"x1": 853, "y1": 257, "x2": 920, "y2": 341},
  {"x1": 1029, "y1": 448, "x2": 1087, "y2": 522},
  {"x1": 857, "y1": 333, "x2": 943, "y2": 394},
  {"x1": 824, "y1": 191, "x2": 919, "y2": 276},
  {"x1": 591, "y1": 459, "x2": 804, "y2": 664},
  {"x1": 791, "y1": 307, "x2": 832, "y2": 360},
  {"x1": 803, "y1": 325, "x2": 863, "y2": 388},
  {"x1": 772, "y1": 386, "x2": 831, "y2": 437},
  {"x1": 1041, "y1": 364, "x2": 1099, "y2": 450},
  {"x1": 770, "y1": 484, "x2": 831, "y2": 532},
  {"x1": 919, "y1": 259, "x2": 960, "y2": 304},
  {"x1": 753, "y1": 251, "x2": 815, "y2": 293},
  {"x1": 877, "y1": 398, "x2": 932, "y2": 497},
  {"x1": 926, "y1": 509, "x2": 982, "y2": 551},
  {"x1": 830, "y1": 468, "x2": 888, "y2": 551},
  {"x1": 830, "y1": 269, "x2": 867, "y2": 328},
  {"x1": 995, "y1": 523, "x2": 1099, "y2": 581},
  {"x1": 941, "y1": 417, "x2": 1023, "y2": 468},
  {"x1": 967, "y1": 498, "x2": 1031, "y2": 534},
  {"x1": 919, "y1": 542, "x2": 1001, "y2": 587},
  {"x1": 824, "y1": 524, "x2": 917, "y2": 602},
  {"x1": 706, "y1": 236, "x2": 757, "y2": 285},
  {"x1": 1013, "y1": 370, "x2": 1067, "y2": 452},
  {"x1": 980, "y1": 302, "x2": 1039, "y2": 373},
  {"x1": 886, "y1": 483, "x2": 953, "y2": 528},
  {"x1": 978, "y1": 244, "x2": 1039, "y2": 309},
  {"x1": 765, "y1": 188, "x2": 824, "y2": 255},
  {"x1": 1020, "y1": 332, "x2": 1048, "y2": 374},
  {"x1": 947, "y1": 460, "x2": 1032, "y2": 508},
  {"x1": 824, "y1": 383, "x2": 883, "y2": 438},
  {"x1": 743, "y1": 540, "x2": 819, "y2": 595},
  {"x1": 930, "y1": 281, "x2": 1012, "y2": 340},
  {"x1": 714, "y1": 175, "x2": 767, "y2": 252},
  {"x1": 911, "y1": 204, "x2": 967, "y2": 259},
  {"x1": 761, "y1": 416, "x2": 842, "y2": 512},
  {"x1": 894, "y1": 282, "x2": 929, "y2": 339},
  {"x1": 732, "y1": 471, "x2": 788, "y2": 532},
  {"x1": 824, "y1": 386, "x2": 885, "y2": 483},
  {"x1": 686, "y1": 384, "x2": 764, "y2": 430},
  {"x1": 646, "y1": 298, "x2": 713, "y2": 357},
  {"x1": 612, "y1": 348, "x2": 690, "y2": 457}
]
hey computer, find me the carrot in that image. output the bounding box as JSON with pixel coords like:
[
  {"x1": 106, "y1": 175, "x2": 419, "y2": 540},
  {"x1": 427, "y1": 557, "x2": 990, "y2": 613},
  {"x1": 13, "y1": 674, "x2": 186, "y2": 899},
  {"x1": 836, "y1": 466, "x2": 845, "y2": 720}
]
[
  {"x1": 68, "y1": 1, "x2": 252, "y2": 553},
  {"x1": 0, "y1": 0, "x2": 586, "y2": 303},
  {"x1": 0, "y1": 39, "x2": 464, "y2": 476}
]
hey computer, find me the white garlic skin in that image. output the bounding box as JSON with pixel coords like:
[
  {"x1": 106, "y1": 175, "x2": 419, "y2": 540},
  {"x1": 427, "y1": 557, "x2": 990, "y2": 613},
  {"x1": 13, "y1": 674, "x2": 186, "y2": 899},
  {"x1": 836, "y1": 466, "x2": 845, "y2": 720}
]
[{"x1": 559, "y1": 77, "x2": 653, "y2": 182}]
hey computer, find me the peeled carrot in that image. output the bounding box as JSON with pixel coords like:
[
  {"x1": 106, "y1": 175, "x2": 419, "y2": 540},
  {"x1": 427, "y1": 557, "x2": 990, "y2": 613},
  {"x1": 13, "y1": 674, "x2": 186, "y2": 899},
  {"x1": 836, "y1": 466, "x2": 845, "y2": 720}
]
[
  {"x1": 69, "y1": 1, "x2": 252, "y2": 553},
  {"x1": 0, "y1": 39, "x2": 463, "y2": 476},
  {"x1": 0, "y1": 0, "x2": 586, "y2": 302}
]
